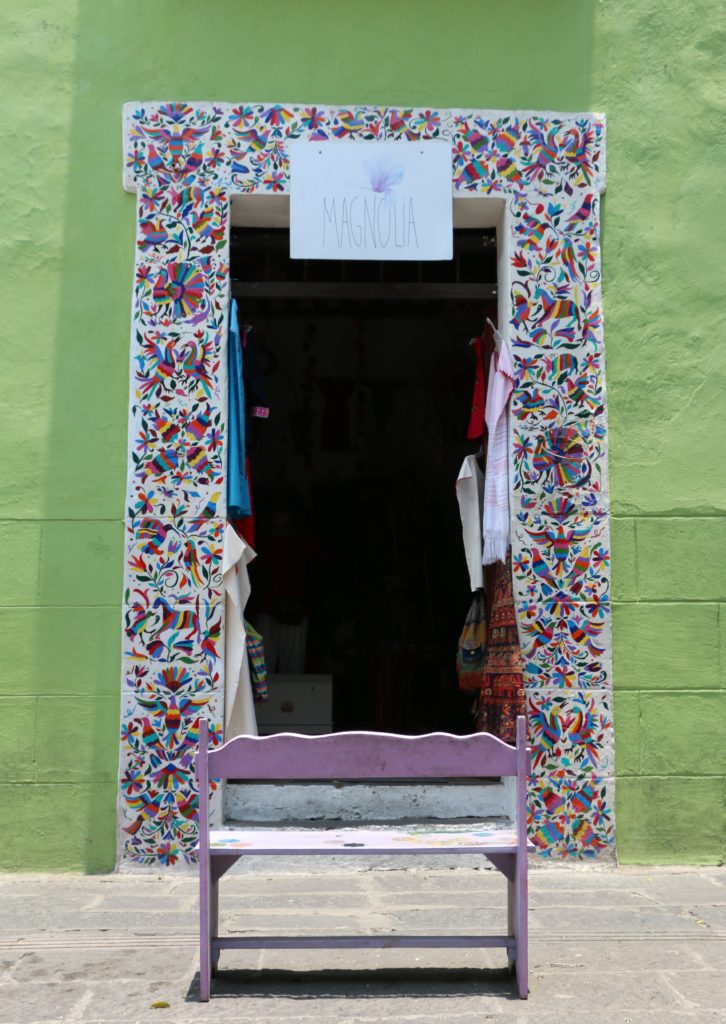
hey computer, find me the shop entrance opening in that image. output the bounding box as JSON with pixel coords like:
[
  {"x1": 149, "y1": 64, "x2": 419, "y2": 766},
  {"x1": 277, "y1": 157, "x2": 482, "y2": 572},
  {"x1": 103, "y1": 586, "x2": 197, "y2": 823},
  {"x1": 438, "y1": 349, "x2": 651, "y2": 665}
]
[{"x1": 229, "y1": 225, "x2": 498, "y2": 737}]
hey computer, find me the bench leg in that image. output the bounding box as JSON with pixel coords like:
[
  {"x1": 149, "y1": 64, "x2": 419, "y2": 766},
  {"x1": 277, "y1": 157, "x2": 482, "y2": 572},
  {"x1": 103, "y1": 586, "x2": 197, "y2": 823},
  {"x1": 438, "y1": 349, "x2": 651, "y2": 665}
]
[
  {"x1": 210, "y1": 877, "x2": 220, "y2": 977},
  {"x1": 507, "y1": 877, "x2": 516, "y2": 976},
  {"x1": 514, "y1": 857, "x2": 529, "y2": 999},
  {"x1": 506, "y1": 862, "x2": 528, "y2": 996},
  {"x1": 199, "y1": 856, "x2": 212, "y2": 1001}
]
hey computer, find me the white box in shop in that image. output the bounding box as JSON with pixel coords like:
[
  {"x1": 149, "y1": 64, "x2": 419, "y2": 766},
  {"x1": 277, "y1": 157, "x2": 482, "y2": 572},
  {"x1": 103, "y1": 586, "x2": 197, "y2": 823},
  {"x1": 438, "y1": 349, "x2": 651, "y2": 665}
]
[
  {"x1": 257, "y1": 723, "x2": 332, "y2": 737},
  {"x1": 255, "y1": 674, "x2": 333, "y2": 733}
]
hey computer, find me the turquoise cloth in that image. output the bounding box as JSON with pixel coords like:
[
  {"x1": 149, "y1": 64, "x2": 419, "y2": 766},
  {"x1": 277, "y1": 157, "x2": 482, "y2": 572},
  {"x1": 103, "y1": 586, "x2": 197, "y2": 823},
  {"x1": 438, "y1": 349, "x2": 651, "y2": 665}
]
[{"x1": 227, "y1": 299, "x2": 252, "y2": 518}]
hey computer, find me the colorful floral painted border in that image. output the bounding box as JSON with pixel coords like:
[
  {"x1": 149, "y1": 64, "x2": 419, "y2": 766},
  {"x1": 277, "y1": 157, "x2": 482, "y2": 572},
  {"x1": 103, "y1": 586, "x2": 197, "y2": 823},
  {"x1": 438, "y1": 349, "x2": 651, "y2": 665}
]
[{"x1": 120, "y1": 102, "x2": 610, "y2": 863}]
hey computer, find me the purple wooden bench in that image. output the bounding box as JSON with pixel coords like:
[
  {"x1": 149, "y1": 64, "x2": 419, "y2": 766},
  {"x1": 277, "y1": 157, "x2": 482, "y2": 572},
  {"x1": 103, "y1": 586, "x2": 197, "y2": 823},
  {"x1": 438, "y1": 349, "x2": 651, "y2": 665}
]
[{"x1": 196, "y1": 715, "x2": 533, "y2": 1001}]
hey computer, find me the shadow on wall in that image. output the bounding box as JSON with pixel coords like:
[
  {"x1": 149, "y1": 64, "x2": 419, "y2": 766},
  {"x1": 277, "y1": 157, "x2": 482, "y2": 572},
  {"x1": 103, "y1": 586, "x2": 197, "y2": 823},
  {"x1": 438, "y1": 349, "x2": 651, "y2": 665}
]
[{"x1": 32, "y1": 0, "x2": 597, "y2": 871}]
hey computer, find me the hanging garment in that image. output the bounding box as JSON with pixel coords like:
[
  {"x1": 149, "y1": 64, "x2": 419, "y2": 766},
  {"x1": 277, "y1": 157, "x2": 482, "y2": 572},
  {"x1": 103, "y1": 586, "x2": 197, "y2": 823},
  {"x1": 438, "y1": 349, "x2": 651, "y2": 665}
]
[
  {"x1": 241, "y1": 327, "x2": 270, "y2": 429},
  {"x1": 253, "y1": 613, "x2": 309, "y2": 674},
  {"x1": 222, "y1": 522, "x2": 258, "y2": 737},
  {"x1": 482, "y1": 332, "x2": 515, "y2": 565},
  {"x1": 456, "y1": 455, "x2": 485, "y2": 591},
  {"x1": 466, "y1": 336, "x2": 487, "y2": 440},
  {"x1": 456, "y1": 590, "x2": 488, "y2": 693},
  {"x1": 244, "y1": 620, "x2": 268, "y2": 702},
  {"x1": 232, "y1": 456, "x2": 255, "y2": 548},
  {"x1": 232, "y1": 323, "x2": 270, "y2": 544},
  {"x1": 227, "y1": 300, "x2": 252, "y2": 519},
  {"x1": 475, "y1": 555, "x2": 525, "y2": 744}
]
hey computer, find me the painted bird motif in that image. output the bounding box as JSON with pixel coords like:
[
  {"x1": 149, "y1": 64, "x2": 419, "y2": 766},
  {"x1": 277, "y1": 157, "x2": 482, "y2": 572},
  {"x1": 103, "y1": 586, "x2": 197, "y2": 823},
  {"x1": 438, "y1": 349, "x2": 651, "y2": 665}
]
[
  {"x1": 566, "y1": 617, "x2": 605, "y2": 658},
  {"x1": 531, "y1": 547, "x2": 558, "y2": 592},
  {"x1": 139, "y1": 716, "x2": 165, "y2": 752},
  {"x1": 144, "y1": 129, "x2": 207, "y2": 174},
  {"x1": 531, "y1": 544, "x2": 592, "y2": 597},
  {"x1": 565, "y1": 193, "x2": 594, "y2": 231},
  {"x1": 182, "y1": 537, "x2": 206, "y2": 588},
  {"x1": 137, "y1": 520, "x2": 172, "y2": 557},
  {"x1": 567, "y1": 549, "x2": 592, "y2": 596},
  {"x1": 175, "y1": 791, "x2": 199, "y2": 821},
  {"x1": 562, "y1": 710, "x2": 599, "y2": 769},
  {"x1": 560, "y1": 129, "x2": 592, "y2": 184},
  {"x1": 137, "y1": 333, "x2": 177, "y2": 398},
  {"x1": 123, "y1": 789, "x2": 163, "y2": 835},
  {"x1": 523, "y1": 123, "x2": 560, "y2": 179},
  {"x1": 529, "y1": 703, "x2": 565, "y2": 763},
  {"x1": 152, "y1": 412, "x2": 181, "y2": 446},
  {"x1": 178, "y1": 336, "x2": 213, "y2": 397},
  {"x1": 134, "y1": 695, "x2": 209, "y2": 747},
  {"x1": 520, "y1": 616, "x2": 555, "y2": 652},
  {"x1": 566, "y1": 704, "x2": 598, "y2": 752},
  {"x1": 525, "y1": 523, "x2": 592, "y2": 575}
]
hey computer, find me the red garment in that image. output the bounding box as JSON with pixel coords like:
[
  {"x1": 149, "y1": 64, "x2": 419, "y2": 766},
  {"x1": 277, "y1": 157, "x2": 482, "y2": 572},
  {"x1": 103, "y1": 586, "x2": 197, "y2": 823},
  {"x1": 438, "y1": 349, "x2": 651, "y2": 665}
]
[{"x1": 466, "y1": 337, "x2": 487, "y2": 440}]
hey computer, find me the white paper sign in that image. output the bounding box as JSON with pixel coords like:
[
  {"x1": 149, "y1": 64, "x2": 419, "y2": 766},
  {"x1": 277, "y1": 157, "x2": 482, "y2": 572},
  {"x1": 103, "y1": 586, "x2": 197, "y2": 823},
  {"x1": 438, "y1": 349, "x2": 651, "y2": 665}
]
[{"x1": 289, "y1": 140, "x2": 453, "y2": 261}]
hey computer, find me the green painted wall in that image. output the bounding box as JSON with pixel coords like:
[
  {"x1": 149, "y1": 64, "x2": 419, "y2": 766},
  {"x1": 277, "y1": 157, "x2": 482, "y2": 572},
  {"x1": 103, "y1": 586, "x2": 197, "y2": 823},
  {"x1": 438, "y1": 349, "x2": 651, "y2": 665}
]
[{"x1": 0, "y1": 0, "x2": 723, "y2": 870}]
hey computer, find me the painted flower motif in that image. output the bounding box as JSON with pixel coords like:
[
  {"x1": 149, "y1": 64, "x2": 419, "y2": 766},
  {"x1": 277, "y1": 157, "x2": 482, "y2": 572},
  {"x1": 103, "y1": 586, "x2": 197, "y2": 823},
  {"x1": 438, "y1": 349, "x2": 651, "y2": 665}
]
[
  {"x1": 263, "y1": 170, "x2": 286, "y2": 193},
  {"x1": 414, "y1": 110, "x2": 441, "y2": 133},
  {"x1": 152, "y1": 263, "x2": 205, "y2": 319},
  {"x1": 135, "y1": 429, "x2": 155, "y2": 455},
  {"x1": 512, "y1": 553, "x2": 528, "y2": 574},
  {"x1": 301, "y1": 106, "x2": 326, "y2": 131},
  {"x1": 229, "y1": 105, "x2": 257, "y2": 130},
  {"x1": 513, "y1": 435, "x2": 534, "y2": 460},
  {"x1": 206, "y1": 427, "x2": 222, "y2": 452},
  {"x1": 127, "y1": 149, "x2": 146, "y2": 174},
  {"x1": 156, "y1": 841, "x2": 180, "y2": 866},
  {"x1": 121, "y1": 767, "x2": 145, "y2": 796},
  {"x1": 133, "y1": 489, "x2": 157, "y2": 515},
  {"x1": 151, "y1": 760, "x2": 192, "y2": 791},
  {"x1": 171, "y1": 466, "x2": 200, "y2": 494},
  {"x1": 585, "y1": 592, "x2": 608, "y2": 619},
  {"x1": 201, "y1": 543, "x2": 222, "y2": 567},
  {"x1": 156, "y1": 666, "x2": 194, "y2": 694},
  {"x1": 140, "y1": 188, "x2": 165, "y2": 214},
  {"x1": 591, "y1": 798, "x2": 610, "y2": 827},
  {"x1": 263, "y1": 105, "x2": 293, "y2": 127},
  {"x1": 120, "y1": 722, "x2": 138, "y2": 744},
  {"x1": 159, "y1": 103, "x2": 193, "y2": 124},
  {"x1": 550, "y1": 665, "x2": 577, "y2": 687},
  {"x1": 592, "y1": 546, "x2": 609, "y2": 569}
]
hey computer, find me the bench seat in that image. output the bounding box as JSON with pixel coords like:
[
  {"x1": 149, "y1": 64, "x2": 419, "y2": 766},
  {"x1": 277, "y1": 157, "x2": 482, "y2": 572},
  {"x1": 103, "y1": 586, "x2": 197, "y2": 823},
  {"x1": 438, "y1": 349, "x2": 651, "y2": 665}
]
[{"x1": 210, "y1": 824, "x2": 535, "y2": 855}]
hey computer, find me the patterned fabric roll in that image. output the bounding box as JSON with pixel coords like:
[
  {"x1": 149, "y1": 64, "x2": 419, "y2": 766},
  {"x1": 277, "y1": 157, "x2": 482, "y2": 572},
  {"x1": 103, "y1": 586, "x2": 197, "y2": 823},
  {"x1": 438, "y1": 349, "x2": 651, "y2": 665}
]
[
  {"x1": 476, "y1": 554, "x2": 525, "y2": 743},
  {"x1": 245, "y1": 620, "x2": 268, "y2": 703}
]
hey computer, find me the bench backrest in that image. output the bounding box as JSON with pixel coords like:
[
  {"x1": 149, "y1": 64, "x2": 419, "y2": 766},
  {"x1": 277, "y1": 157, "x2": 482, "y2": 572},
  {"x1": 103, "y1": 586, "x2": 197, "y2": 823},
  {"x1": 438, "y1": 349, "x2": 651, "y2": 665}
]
[{"x1": 199, "y1": 722, "x2": 527, "y2": 782}]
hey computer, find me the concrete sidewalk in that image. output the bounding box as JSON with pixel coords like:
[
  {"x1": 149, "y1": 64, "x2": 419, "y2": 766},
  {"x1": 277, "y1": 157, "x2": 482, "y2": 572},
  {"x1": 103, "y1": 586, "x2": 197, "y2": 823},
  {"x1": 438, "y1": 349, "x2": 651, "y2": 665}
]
[{"x1": 0, "y1": 865, "x2": 724, "y2": 1024}]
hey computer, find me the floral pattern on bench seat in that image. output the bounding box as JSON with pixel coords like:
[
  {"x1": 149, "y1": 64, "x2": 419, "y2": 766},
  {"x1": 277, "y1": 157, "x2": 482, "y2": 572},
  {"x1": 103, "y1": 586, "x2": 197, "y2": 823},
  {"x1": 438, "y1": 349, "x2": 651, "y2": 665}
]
[{"x1": 209, "y1": 825, "x2": 531, "y2": 853}]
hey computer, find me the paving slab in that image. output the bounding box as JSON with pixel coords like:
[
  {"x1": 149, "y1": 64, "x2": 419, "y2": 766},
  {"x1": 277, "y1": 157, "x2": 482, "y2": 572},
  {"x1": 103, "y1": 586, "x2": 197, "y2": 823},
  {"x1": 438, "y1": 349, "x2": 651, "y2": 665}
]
[{"x1": 0, "y1": 867, "x2": 724, "y2": 1023}]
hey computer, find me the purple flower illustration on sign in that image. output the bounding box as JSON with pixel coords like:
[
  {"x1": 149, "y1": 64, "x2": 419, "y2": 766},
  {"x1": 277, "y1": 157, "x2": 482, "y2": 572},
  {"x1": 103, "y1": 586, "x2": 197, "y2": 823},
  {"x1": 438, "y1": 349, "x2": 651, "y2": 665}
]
[{"x1": 364, "y1": 157, "x2": 404, "y2": 205}]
